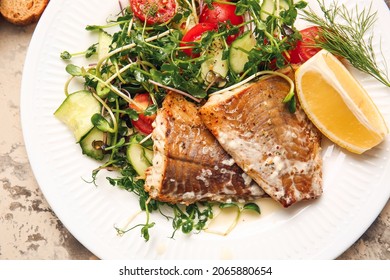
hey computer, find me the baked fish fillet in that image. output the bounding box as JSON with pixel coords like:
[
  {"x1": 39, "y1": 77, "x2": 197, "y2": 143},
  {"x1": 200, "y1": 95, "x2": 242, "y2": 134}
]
[
  {"x1": 199, "y1": 73, "x2": 322, "y2": 207},
  {"x1": 144, "y1": 92, "x2": 266, "y2": 205}
]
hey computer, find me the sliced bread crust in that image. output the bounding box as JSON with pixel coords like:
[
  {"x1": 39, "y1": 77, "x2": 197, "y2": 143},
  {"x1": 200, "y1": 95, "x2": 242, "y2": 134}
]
[{"x1": 0, "y1": 0, "x2": 49, "y2": 25}]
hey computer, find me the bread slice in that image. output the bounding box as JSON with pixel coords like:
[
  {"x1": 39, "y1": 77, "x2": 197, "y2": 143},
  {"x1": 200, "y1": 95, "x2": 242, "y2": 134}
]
[{"x1": 0, "y1": 0, "x2": 49, "y2": 25}]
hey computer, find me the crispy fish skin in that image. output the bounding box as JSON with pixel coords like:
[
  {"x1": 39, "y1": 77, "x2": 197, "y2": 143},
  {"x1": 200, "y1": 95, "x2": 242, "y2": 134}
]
[
  {"x1": 199, "y1": 74, "x2": 322, "y2": 207},
  {"x1": 144, "y1": 92, "x2": 266, "y2": 205}
]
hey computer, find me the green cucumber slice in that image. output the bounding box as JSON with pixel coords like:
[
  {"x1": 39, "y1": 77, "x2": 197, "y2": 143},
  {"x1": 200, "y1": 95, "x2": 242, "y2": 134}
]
[
  {"x1": 143, "y1": 148, "x2": 154, "y2": 165},
  {"x1": 98, "y1": 30, "x2": 112, "y2": 60},
  {"x1": 127, "y1": 139, "x2": 153, "y2": 177},
  {"x1": 229, "y1": 31, "x2": 256, "y2": 74},
  {"x1": 80, "y1": 127, "x2": 109, "y2": 160},
  {"x1": 54, "y1": 90, "x2": 101, "y2": 142},
  {"x1": 261, "y1": 0, "x2": 290, "y2": 21},
  {"x1": 261, "y1": 0, "x2": 275, "y2": 21},
  {"x1": 201, "y1": 38, "x2": 229, "y2": 85}
]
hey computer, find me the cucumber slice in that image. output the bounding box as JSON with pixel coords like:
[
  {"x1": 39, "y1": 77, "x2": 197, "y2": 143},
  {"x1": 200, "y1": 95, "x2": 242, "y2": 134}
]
[
  {"x1": 127, "y1": 138, "x2": 153, "y2": 177},
  {"x1": 143, "y1": 148, "x2": 154, "y2": 165},
  {"x1": 229, "y1": 31, "x2": 256, "y2": 74},
  {"x1": 201, "y1": 38, "x2": 228, "y2": 85},
  {"x1": 261, "y1": 0, "x2": 275, "y2": 21},
  {"x1": 80, "y1": 127, "x2": 109, "y2": 160},
  {"x1": 54, "y1": 90, "x2": 101, "y2": 142},
  {"x1": 279, "y1": 0, "x2": 289, "y2": 10},
  {"x1": 261, "y1": 0, "x2": 290, "y2": 21},
  {"x1": 127, "y1": 143, "x2": 152, "y2": 177},
  {"x1": 98, "y1": 31, "x2": 112, "y2": 60},
  {"x1": 96, "y1": 31, "x2": 113, "y2": 98}
]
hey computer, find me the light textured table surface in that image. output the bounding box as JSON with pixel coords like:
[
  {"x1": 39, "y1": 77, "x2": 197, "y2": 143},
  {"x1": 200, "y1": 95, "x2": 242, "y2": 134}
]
[{"x1": 1, "y1": 1, "x2": 389, "y2": 260}]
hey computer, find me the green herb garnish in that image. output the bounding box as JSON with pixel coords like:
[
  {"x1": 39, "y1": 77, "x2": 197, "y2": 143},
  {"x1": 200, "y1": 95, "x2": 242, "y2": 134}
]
[
  {"x1": 301, "y1": 0, "x2": 390, "y2": 87},
  {"x1": 61, "y1": 43, "x2": 98, "y2": 60}
]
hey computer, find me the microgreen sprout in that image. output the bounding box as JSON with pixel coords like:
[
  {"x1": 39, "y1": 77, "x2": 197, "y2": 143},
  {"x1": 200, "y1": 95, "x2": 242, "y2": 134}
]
[
  {"x1": 204, "y1": 202, "x2": 261, "y2": 236},
  {"x1": 91, "y1": 113, "x2": 116, "y2": 133},
  {"x1": 60, "y1": 43, "x2": 98, "y2": 60}
]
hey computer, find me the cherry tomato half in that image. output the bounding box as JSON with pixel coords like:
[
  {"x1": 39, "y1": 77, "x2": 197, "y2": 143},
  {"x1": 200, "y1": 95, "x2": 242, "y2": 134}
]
[
  {"x1": 199, "y1": 3, "x2": 244, "y2": 44},
  {"x1": 200, "y1": 3, "x2": 243, "y2": 25},
  {"x1": 129, "y1": 93, "x2": 156, "y2": 135},
  {"x1": 180, "y1": 22, "x2": 218, "y2": 57},
  {"x1": 129, "y1": 0, "x2": 176, "y2": 25},
  {"x1": 289, "y1": 26, "x2": 322, "y2": 63}
]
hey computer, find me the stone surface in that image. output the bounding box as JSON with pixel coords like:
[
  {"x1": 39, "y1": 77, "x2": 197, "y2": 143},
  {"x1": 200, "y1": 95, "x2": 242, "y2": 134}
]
[
  {"x1": 0, "y1": 2, "x2": 389, "y2": 260},
  {"x1": 0, "y1": 18, "x2": 95, "y2": 260}
]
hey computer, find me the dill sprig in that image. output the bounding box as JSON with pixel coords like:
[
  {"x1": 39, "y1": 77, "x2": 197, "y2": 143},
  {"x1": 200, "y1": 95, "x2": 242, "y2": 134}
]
[{"x1": 301, "y1": 0, "x2": 390, "y2": 87}]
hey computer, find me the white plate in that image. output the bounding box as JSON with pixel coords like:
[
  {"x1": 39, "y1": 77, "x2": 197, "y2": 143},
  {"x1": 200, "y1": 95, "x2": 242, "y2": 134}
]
[{"x1": 21, "y1": 0, "x2": 390, "y2": 259}]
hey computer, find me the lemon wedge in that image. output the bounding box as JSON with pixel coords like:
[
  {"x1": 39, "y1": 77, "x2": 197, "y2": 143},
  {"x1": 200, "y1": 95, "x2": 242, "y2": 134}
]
[{"x1": 295, "y1": 49, "x2": 388, "y2": 154}]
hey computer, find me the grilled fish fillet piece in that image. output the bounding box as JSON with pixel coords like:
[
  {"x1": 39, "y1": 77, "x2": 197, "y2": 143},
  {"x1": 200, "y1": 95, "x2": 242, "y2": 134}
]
[
  {"x1": 199, "y1": 73, "x2": 322, "y2": 207},
  {"x1": 144, "y1": 92, "x2": 266, "y2": 205}
]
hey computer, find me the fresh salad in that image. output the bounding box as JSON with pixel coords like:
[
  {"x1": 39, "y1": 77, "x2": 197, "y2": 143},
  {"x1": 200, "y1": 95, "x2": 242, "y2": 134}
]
[{"x1": 55, "y1": 0, "x2": 389, "y2": 241}]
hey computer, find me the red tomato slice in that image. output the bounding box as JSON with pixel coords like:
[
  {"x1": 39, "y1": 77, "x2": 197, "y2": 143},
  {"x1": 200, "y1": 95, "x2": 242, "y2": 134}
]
[
  {"x1": 132, "y1": 116, "x2": 154, "y2": 135},
  {"x1": 129, "y1": 93, "x2": 156, "y2": 135},
  {"x1": 286, "y1": 44, "x2": 302, "y2": 64},
  {"x1": 289, "y1": 26, "x2": 322, "y2": 63},
  {"x1": 199, "y1": 3, "x2": 244, "y2": 44},
  {"x1": 129, "y1": 0, "x2": 176, "y2": 25},
  {"x1": 298, "y1": 26, "x2": 322, "y2": 61},
  {"x1": 199, "y1": 3, "x2": 243, "y2": 25},
  {"x1": 180, "y1": 22, "x2": 218, "y2": 57}
]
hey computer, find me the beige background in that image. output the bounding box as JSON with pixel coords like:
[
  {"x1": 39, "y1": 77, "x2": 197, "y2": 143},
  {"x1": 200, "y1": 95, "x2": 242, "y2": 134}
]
[{"x1": 1, "y1": 1, "x2": 390, "y2": 259}]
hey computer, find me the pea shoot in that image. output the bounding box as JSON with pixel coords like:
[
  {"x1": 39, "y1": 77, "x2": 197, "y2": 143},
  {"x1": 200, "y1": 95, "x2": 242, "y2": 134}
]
[{"x1": 60, "y1": 43, "x2": 98, "y2": 60}]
